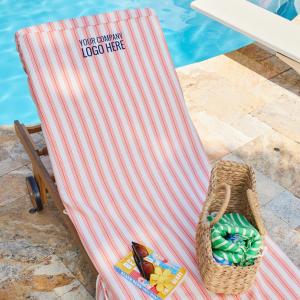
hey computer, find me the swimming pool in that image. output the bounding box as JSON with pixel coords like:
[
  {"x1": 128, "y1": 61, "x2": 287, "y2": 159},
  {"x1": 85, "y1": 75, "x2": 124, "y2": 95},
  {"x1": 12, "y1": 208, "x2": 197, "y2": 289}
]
[{"x1": 0, "y1": 0, "x2": 298, "y2": 124}]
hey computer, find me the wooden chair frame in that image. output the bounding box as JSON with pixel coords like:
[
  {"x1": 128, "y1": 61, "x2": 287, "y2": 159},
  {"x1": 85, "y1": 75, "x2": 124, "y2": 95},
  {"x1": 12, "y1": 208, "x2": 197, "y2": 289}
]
[{"x1": 14, "y1": 120, "x2": 98, "y2": 276}]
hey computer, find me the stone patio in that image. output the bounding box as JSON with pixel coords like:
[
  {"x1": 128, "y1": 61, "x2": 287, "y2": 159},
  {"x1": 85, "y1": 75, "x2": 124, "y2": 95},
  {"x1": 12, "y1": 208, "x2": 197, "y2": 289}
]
[{"x1": 0, "y1": 43, "x2": 299, "y2": 299}]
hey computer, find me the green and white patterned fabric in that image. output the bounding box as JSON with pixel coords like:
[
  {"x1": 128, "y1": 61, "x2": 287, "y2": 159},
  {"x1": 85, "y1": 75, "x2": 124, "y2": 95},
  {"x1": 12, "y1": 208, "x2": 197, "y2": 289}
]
[{"x1": 208, "y1": 212, "x2": 263, "y2": 266}]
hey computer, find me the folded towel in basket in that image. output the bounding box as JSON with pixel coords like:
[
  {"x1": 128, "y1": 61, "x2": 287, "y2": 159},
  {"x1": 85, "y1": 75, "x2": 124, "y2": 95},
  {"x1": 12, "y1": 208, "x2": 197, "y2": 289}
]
[{"x1": 208, "y1": 212, "x2": 263, "y2": 266}]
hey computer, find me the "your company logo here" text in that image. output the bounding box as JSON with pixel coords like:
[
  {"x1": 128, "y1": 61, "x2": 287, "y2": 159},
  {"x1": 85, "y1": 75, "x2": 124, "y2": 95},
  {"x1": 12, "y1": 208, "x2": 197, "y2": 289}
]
[{"x1": 79, "y1": 32, "x2": 125, "y2": 58}]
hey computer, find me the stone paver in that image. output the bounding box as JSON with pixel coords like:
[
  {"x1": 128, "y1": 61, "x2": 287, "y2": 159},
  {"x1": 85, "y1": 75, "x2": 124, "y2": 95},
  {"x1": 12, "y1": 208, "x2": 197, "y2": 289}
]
[
  {"x1": 253, "y1": 95, "x2": 300, "y2": 143},
  {"x1": 58, "y1": 284, "x2": 94, "y2": 300},
  {"x1": 270, "y1": 68, "x2": 300, "y2": 96},
  {"x1": 236, "y1": 43, "x2": 275, "y2": 62},
  {"x1": 0, "y1": 254, "x2": 93, "y2": 300},
  {"x1": 261, "y1": 209, "x2": 300, "y2": 269},
  {"x1": 226, "y1": 51, "x2": 291, "y2": 81},
  {"x1": 54, "y1": 279, "x2": 90, "y2": 297},
  {"x1": 230, "y1": 114, "x2": 272, "y2": 139},
  {"x1": 186, "y1": 54, "x2": 267, "y2": 89},
  {"x1": 265, "y1": 191, "x2": 300, "y2": 230},
  {"x1": 179, "y1": 67, "x2": 264, "y2": 123},
  {"x1": 0, "y1": 166, "x2": 31, "y2": 207},
  {"x1": 1, "y1": 43, "x2": 300, "y2": 298},
  {"x1": 233, "y1": 130, "x2": 300, "y2": 198},
  {"x1": 221, "y1": 153, "x2": 286, "y2": 207},
  {"x1": 191, "y1": 111, "x2": 251, "y2": 161},
  {"x1": 254, "y1": 171, "x2": 286, "y2": 206},
  {"x1": 0, "y1": 192, "x2": 96, "y2": 299},
  {"x1": 0, "y1": 158, "x2": 25, "y2": 177},
  {"x1": 252, "y1": 72, "x2": 298, "y2": 104}
]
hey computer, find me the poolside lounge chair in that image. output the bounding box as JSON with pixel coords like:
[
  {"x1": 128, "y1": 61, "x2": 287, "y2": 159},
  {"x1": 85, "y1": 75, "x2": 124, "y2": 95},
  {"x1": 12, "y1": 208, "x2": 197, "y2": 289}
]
[
  {"x1": 191, "y1": 0, "x2": 300, "y2": 74},
  {"x1": 15, "y1": 8, "x2": 300, "y2": 299}
]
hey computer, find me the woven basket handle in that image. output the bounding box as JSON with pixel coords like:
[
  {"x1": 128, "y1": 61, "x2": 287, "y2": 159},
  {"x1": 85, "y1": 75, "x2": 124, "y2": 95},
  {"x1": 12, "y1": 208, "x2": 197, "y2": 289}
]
[
  {"x1": 202, "y1": 183, "x2": 231, "y2": 228},
  {"x1": 246, "y1": 189, "x2": 266, "y2": 236}
]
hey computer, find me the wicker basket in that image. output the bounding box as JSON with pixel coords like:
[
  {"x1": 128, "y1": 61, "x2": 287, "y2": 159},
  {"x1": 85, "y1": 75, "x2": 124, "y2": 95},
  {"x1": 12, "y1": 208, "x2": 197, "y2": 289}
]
[{"x1": 196, "y1": 160, "x2": 266, "y2": 295}]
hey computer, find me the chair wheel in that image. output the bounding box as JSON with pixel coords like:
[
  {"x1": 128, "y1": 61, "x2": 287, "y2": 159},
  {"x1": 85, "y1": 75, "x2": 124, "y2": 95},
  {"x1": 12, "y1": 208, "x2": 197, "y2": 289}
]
[
  {"x1": 26, "y1": 176, "x2": 43, "y2": 212},
  {"x1": 29, "y1": 207, "x2": 38, "y2": 214}
]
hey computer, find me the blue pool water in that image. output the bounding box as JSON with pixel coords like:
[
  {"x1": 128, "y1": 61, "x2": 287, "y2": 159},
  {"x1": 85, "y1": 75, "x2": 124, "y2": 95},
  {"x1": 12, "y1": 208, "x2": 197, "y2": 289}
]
[{"x1": 0, "y1": 0, "x2": 298, "y2": 124}]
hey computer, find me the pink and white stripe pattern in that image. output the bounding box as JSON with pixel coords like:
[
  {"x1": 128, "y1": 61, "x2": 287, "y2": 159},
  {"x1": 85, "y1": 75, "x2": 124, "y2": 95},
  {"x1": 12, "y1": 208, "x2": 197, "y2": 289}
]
[{"x1": 16, "y1": 9, "x2": 300, "y2": 299}]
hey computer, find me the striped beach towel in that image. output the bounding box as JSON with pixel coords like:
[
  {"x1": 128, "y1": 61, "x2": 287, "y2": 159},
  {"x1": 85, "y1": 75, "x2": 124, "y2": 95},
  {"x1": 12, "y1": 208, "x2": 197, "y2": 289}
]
[
  {"x1": 209, "y1": 212, "x2": 263, "y2": 266},
  {"x1": 16, "y1": 8, "x2": 300, "y2": 299}
]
